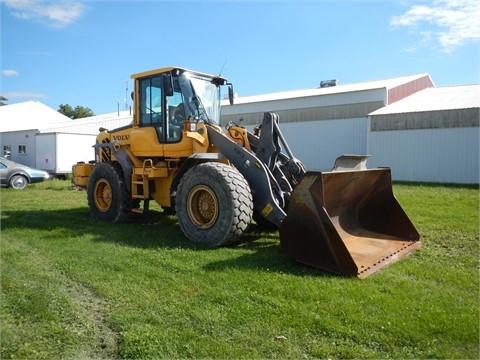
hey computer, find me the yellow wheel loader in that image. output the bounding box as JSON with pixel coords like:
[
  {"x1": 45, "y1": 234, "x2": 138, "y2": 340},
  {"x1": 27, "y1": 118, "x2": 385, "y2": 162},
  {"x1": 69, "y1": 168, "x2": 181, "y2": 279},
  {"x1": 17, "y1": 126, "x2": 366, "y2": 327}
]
[{"x1": 73, "y1": 66, "x2": 421, "y2": 278}]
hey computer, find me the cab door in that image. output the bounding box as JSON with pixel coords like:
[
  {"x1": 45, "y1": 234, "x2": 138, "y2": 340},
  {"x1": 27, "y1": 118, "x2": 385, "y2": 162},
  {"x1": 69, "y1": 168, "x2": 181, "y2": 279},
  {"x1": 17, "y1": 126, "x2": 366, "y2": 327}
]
[{"x1": 132, "y1": 72, "x2": 194, "y2": 158}]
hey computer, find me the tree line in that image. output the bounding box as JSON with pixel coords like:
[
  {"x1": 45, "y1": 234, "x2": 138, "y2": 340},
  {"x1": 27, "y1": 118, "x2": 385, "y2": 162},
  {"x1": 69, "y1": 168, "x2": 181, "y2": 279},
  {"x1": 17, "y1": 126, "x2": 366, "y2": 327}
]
[{"x1": 57, "y1": 104, "x2": 94, "y2": 119}]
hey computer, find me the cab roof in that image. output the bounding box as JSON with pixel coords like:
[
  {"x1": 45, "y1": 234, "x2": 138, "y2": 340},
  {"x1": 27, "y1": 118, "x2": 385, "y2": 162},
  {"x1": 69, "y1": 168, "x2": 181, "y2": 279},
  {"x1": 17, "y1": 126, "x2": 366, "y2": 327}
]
[{"x1": 130, "y1": 66, "x2": 228, "y2": 84}]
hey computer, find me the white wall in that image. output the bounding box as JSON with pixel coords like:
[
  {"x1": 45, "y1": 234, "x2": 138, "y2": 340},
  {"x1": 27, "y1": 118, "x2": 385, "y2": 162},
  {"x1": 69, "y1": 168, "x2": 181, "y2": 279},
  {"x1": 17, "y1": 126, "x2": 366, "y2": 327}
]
[
  {"x1": 368, "y1": 127, "x2": 479, "y2": 184},
  {"x1": 246, "y1": 116, "x2": 478, "y2": 183},
  {"x1": 248, "y1": 118, "x2": 369, "y2": 172},
  {"x1": 0, "y1": 130, "x2": 38, "y2": 167},
  {"x1": 35, "y1": 133, "x2": 97, "y2": 174}
]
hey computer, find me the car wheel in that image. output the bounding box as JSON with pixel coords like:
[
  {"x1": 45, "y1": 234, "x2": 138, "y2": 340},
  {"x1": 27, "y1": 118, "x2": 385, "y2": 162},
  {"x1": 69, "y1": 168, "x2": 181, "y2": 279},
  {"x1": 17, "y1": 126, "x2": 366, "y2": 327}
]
[{"x1": 10, "y1": 175, "x2": 28, "y2": 190}]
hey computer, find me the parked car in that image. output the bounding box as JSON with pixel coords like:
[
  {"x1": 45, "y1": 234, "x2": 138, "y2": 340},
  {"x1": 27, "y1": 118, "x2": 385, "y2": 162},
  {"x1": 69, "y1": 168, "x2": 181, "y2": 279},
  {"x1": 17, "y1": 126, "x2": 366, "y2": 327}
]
[{"x1": 0, "y1": 157, "x2": 51, "y2": 190}]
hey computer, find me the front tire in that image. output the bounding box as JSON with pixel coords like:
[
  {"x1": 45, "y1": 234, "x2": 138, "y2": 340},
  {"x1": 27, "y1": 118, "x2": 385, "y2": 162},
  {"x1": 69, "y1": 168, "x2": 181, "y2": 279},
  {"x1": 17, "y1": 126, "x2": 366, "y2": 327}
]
[
  {"x1": 87, "y1": 162, "x2": 132, "y2": 222},
  {"x1": 176, "y1": 162, "x2": 253, "y2": 247},
  {"x1": 10, "y1": 175, "x2": 28, "y2": 190}
]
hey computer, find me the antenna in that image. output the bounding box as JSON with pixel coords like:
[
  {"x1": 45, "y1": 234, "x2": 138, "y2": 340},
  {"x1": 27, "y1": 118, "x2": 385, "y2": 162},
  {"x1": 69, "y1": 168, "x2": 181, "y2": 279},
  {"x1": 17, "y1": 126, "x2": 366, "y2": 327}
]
[
  {"x1": 118, "y1": 79, "x2": 131, "y2": 111},
  {"x1": 219, "y1": 60, "x2": 227, "y2": 76},
  {"x1": 124, "y1": 79, "x2": 129, "y2": 111}
]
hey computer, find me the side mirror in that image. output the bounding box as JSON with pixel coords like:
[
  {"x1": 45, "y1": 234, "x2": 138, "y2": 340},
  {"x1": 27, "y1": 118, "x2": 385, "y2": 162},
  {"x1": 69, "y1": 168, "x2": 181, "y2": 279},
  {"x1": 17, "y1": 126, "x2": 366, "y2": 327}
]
[
  {"x1": 163, "y1": 74, "x2": 174, "y2": 97},
  {"x1": 227, "y1": 83, "x2": 234, "y2": 105}
]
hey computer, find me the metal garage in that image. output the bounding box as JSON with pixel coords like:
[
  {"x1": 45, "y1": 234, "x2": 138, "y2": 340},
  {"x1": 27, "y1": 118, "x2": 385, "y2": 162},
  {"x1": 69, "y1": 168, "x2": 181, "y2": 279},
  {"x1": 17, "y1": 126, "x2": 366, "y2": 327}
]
[
  {"x1": 221, "y1": 73, "x2": 434, "y2": 172},
  {"x1": 0, "y1": 101, "x2": 132, "y2": 173},
  {"x1": 368, "y1": 84, "x2": 479, "y2": 184}
]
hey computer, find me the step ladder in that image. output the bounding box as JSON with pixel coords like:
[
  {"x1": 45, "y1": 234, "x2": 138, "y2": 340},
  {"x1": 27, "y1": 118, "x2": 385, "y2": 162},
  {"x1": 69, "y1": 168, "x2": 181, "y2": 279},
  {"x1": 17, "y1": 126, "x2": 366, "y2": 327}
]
[
  {"x1": 132, "y1": 160, "x2": 152, "y2": 200},
  {"x1": 131, "y1": 159, "x2": 155, "y2": 213}
]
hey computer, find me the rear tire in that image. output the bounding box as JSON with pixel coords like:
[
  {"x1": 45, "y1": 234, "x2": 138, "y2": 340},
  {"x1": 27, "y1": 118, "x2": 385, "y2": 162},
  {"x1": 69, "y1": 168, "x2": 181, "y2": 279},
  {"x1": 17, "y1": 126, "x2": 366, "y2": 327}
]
[
  {"x1": 87, "y1": 162, "x2": 132, "y2": 223},
  {"x1": 176, "y1": 162, "x2": 253, "y2": 247}
]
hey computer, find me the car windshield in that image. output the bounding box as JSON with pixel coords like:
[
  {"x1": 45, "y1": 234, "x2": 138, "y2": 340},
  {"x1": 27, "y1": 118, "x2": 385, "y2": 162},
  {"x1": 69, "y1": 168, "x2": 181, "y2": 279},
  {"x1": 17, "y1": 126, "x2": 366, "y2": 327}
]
[{"x1": 178, "y1": 73, "x2": 222, "y2": 126}]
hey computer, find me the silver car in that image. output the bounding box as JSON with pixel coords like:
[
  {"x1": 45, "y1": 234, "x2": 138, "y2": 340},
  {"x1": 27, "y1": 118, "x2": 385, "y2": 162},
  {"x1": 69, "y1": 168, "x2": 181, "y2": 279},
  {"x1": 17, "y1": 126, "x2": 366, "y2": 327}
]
[{"x1": 0, "y1": 157, "x2": 51, "y2": 190}]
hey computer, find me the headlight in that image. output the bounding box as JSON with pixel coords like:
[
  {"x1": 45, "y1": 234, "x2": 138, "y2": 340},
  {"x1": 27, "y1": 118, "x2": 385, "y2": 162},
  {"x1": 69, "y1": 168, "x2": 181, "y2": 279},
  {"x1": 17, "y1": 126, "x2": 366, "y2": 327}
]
[{"x1": 186, "y1": 122, "x2": 197, "y2": 131}]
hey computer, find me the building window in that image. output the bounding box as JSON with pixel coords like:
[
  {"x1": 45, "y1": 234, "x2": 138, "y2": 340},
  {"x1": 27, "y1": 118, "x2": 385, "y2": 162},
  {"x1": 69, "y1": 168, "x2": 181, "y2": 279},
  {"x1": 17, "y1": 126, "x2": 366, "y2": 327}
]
[
  {"x1": 18, "y1": 145, "x2": 27, "y2": 154},
  {"x1": 3, "y1": 145, "x2": 11, "y2": 159}
]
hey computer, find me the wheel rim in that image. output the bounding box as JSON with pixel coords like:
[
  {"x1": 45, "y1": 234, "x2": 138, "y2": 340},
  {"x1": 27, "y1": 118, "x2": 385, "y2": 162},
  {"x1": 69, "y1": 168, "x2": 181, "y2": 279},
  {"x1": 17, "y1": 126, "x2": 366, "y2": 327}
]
[
  {"x1": 93, "y1": 179, "x2": 112, "y2": 212},
  {"x1": 11, "y1": 176, "x2": 27, "y2": 189},
  {"x1": 187, "y1": 185, "x2": 219, "y2": 229}
]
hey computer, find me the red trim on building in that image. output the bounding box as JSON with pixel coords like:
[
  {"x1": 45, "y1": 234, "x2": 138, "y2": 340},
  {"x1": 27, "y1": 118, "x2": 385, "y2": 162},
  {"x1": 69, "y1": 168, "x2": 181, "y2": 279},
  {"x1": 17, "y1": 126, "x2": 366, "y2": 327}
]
[{"x1": 388, "y1": 75, "x2": 434, "y2": 104}]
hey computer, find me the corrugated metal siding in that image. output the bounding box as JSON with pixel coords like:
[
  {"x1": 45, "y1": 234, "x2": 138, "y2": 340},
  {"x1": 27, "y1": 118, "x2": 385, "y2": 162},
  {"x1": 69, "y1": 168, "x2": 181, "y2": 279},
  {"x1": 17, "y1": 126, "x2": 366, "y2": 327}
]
[
  {"x1": 368, "y1": 127, "x2": 479, "y2": 184},
  {"x1": 249, "y1": 117, "x2": 368, "y2": 171},
  {"x1": 222, "y1": 101, "x2": 384, "y2": 126},
  {"x1": 222, "y1": 88, "x2": 386, "y2": 117},
  {"x1": 40, "y1": 115, "x2": 132, "y2": 134},
  {"x1": 371, "y1": 109, "x2": 479, "y2": 130},
  {"x1": 221, "y1": 88, "x2": 386, "y2": 126}
]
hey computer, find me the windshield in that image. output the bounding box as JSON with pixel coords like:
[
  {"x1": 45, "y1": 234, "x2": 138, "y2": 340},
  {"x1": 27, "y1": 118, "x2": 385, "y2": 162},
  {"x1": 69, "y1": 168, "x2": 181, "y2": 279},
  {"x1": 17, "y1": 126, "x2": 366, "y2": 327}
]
[{"x1": 178, "y1": 73, "x2": 222, "y2": 125}]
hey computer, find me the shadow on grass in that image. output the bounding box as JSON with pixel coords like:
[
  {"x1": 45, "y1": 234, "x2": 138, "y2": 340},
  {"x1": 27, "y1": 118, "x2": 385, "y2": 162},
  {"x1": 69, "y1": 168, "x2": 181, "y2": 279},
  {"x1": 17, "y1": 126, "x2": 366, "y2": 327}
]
[
  {"x1": 204, "y1": 244, "x2": 335, "y2": 278},
  {"x1": 1, "y1": 208, "x2": 334, "y2": 277}
]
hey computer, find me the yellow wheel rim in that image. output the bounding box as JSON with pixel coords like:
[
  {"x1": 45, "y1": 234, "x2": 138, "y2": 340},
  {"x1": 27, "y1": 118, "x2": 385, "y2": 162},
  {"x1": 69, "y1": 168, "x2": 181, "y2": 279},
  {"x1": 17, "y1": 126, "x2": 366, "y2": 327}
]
[
  {"x1": 94, "y1": 179, "x2": 112, "y2": 212},
  {"x1": 187, "y1": 185, "x2": 219, "y2": 229}
]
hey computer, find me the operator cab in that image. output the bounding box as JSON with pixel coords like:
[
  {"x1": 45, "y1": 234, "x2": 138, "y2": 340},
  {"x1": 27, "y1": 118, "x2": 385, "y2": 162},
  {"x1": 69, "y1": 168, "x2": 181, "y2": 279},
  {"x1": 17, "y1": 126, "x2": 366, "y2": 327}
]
[{"x1": 132, "y1": 67, "x2": 233, "y2": 144}]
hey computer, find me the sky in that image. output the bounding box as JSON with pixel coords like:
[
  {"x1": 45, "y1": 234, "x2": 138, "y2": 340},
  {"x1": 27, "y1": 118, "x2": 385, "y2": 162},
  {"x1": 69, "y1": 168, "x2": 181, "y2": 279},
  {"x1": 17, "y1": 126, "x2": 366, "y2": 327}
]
[{"x1": 1, "y1": 0, "x2": 479, "y2": 116}]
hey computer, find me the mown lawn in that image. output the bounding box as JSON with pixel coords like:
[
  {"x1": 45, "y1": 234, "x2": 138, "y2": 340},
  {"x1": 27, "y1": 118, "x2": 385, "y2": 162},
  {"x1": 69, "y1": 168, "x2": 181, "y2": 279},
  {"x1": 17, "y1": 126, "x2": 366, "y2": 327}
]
[{"x1": 1, "y1": 179, "x2": 478, "y2": 359}]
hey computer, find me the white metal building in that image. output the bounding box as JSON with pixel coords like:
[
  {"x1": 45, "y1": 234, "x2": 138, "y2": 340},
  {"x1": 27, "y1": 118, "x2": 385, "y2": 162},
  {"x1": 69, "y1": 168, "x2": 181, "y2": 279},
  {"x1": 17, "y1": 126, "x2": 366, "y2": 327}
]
[
  {"x1": 368, "y1": 85, "x2": 479, "y2": 184},
  {"x1": 0, "y1": 101, "x2": 71, "y2": 166},
  {"x1": 0, "y1": 101, "x2": 132, "y2": 171},
  {"x1": 221, "y1": 75, "x2": 478, "y2": 184},
  {"x1": 221, "y1": 73, "x2": 435, "y2": 172}
]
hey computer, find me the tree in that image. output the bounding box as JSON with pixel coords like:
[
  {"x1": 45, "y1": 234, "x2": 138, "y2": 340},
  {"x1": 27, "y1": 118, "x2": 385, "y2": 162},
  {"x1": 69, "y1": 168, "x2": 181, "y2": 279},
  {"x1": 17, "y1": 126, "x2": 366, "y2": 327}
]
[
  {"x1": 58, "y1": 104, "x2": 95, "y2": 119},
  {"x1": 58, "y1": 104, "x2": 74, "y2": 118},
  {"x1": 73, "y1": 105, "x2": 95, "y2": 118},
  {"x1": 0, "y1": 96, "x2": 8, "y2": 106}
]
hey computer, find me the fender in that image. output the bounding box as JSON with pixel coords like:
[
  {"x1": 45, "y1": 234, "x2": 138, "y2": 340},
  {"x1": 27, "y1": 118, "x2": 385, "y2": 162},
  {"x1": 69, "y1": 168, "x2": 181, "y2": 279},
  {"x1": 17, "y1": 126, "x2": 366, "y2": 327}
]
[
  {"x1": 169, "y1": 153, "x2": 226, "y2": 208},
  {"x1": 94, "y1": 141, "x2": 134, "y2": 192}
]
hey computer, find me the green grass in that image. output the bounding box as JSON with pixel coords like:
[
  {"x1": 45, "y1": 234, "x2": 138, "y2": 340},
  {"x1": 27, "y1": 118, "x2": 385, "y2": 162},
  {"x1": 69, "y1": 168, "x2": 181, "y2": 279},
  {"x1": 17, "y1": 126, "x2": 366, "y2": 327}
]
[{"x1": 1, "y1": 179, "x2": 479, "y2": 359}]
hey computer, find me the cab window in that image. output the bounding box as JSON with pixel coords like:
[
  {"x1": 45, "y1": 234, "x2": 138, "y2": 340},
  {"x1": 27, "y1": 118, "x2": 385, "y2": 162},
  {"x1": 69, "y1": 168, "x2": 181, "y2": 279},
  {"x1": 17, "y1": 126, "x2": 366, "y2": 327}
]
[
  {"x1": 165, "y1": 79, "x2": 187, "y2": 143},
  {"x1": 139, "y1": 76, "x2": 163, "y2": 127}
]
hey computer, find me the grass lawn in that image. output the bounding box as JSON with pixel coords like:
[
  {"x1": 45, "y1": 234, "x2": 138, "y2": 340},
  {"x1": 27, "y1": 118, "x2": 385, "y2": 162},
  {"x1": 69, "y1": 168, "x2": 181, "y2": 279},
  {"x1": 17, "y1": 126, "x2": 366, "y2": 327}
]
[{"x1": 1, "y1": 179, "x2": 478, "y2": 359}]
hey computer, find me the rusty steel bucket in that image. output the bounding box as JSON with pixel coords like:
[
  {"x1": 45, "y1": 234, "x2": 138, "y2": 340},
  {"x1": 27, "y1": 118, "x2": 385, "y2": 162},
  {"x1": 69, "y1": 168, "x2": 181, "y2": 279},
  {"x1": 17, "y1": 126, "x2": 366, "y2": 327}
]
[{"x1": 280, "y1": 168, "x2": 421, "y2": 278}]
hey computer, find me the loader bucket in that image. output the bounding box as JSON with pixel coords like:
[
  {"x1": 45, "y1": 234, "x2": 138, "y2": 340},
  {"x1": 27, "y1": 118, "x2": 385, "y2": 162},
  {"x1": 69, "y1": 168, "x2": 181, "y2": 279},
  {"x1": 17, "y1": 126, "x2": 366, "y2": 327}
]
[{"x1": 280, "y1": 168, "x2": 421, "y2": 278}]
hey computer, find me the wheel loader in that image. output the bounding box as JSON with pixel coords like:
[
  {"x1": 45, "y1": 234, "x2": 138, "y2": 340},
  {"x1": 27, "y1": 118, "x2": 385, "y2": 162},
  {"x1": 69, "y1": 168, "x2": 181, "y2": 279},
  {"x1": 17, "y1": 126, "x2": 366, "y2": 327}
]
[{"x1": 72, "y1": 66, "x2": 421, "y2": 278}]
